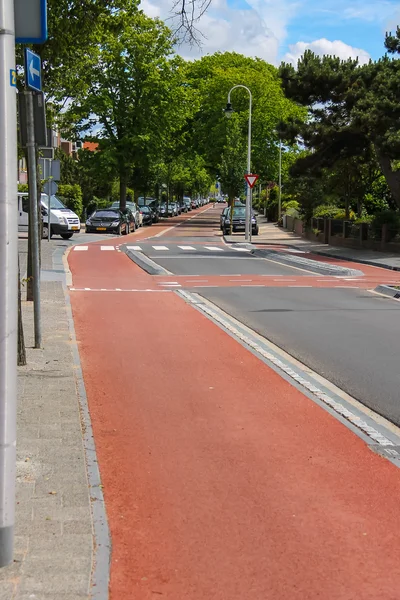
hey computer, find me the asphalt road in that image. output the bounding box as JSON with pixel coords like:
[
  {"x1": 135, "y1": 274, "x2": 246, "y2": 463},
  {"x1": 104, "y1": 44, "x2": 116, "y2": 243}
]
[
  {"x1": 195, "y1": 286, "x2": 400, "y2": 425},
  {"x1": 125, "y1": 241, "x2": 310, "y2": 277}
]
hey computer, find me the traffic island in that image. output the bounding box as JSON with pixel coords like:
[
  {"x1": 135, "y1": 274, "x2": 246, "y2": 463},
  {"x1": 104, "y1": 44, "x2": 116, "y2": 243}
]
[{"x1": 374, "y1": 284, "x2": 400, "y2": 299}]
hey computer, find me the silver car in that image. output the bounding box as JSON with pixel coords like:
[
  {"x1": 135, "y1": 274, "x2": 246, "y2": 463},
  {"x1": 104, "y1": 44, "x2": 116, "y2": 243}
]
[{"x1": 110, "y1": 201, "x2": 140, "y2": 229}]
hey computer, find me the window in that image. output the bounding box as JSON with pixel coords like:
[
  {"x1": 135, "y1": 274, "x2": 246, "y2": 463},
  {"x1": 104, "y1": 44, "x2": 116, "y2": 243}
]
[{"x1": 22, "y1": 196, "x2": 29, "y2": 213}]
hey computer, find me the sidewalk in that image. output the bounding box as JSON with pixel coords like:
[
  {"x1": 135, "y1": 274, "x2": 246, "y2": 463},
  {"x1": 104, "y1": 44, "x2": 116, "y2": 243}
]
[
  {"x1": 0, "y1": 238, "x2": 109, "y2": 600},
  {"x1": 224, "y1": 219, "x2": 400, "y2": 271}
]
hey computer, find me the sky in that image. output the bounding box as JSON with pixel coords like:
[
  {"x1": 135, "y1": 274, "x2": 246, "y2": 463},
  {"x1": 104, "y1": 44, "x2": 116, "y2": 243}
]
[{"x1": 140, "y1": 0, "x2": 400, "y2": 65}]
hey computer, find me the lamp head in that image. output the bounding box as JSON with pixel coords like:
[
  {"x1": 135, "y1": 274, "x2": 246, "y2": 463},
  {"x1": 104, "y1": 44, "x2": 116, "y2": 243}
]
[{"x1": 224, "y1": 102, "x2": 234, "y2": 118}]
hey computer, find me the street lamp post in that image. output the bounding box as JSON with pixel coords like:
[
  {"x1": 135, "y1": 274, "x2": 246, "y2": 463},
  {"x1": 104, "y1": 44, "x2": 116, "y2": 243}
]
[
  {"x1": 224, "y1": 85, "x2": 252, "y2": 242},
  {"x1": 278, "y1": 136, "x2": 282, "y2": 220}
]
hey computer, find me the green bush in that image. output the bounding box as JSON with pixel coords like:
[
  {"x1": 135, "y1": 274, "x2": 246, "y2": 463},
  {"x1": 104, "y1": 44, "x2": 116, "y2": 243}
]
[
  {"x1": 313, "y1": 204, "x2": 356, "y2": 220},
  {"x1": 18, "y1": 184, "x2": 29, "y2": 193},
  {"x1": 57, "y1": 184, "x2": 83, "y2": 219},
  {"x1": 282, "y1": 200, "x2": 300, "y2": 212},
  {"x1": 110, "y1": 180, "x2": 134, "y2": 202}
]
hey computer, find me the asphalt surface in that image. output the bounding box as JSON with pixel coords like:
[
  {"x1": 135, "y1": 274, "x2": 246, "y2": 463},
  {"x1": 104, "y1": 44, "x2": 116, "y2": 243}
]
[
  {"x1": 123, "y1": 241, "x2": 313, "y2": 277},
  {"x1": 195, "y1": 286, "x2": 400, "y2": 426}
]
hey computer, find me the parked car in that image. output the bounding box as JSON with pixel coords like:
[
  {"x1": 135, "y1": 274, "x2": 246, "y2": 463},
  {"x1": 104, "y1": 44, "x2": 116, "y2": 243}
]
[
  {"x1": 171, "y1": 202, "x2": 180, "y2": 215},
  {"x1": 220, "y1": 206, "x2": 229, "y2": 230},
  {"x1": 110, "y1": 201, "x2": 140, "y2": 229},
  {"x1": 140, "y1": 205, "x2": 153, "y2": 225},
  {"x1": 183, "y1": 197, "x2": 192, "y2": 211},
  {"x1": 148, "y1": 204, "x2": 159, "y2": 223},
  {"x1": 191, "y1": 199, "x2": 197, "y2": 209},
  {"x1": 18, "y1": 192, "x2": 80, "y2": 240},
  {"x1": 86, "y1": 208, "x2": 135, "y2": 235},
  {"x1": 222, "y1": 206, "x2": 259, "y2": 236}
]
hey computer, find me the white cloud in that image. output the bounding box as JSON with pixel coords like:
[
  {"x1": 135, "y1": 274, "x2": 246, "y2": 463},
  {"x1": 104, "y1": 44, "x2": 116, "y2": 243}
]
[
  {"x1": 140, "y1": 0, "x2": 299, "y2": 64},
  {"x1": 283, "y1": 38, "x2": 371, "y2": 65}
]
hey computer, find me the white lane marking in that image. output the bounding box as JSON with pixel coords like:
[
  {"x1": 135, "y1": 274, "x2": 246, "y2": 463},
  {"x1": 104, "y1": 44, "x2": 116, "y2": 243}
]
[
  {"x1": 178, "y1": 245, "x2": 196, "y2": 250},
  {"x1": 233, "y1": 248, "x2": 251, "y2": 252},
  {"x1": 159, "y1": 281, "x2": 179, "y2": 284},
  {"x1": 126, "y1": 245, "x2": 142, "y2": 251},
  {"x1": 152, "y1": 245, "x2": 169, "y2": 250},
  {"x1": 69, "y1": 288, "x2": 172, "y2": 292},
  {"x1": 241, "y1": 284, "x2": 265, "y2": 287},
  {"x1": 100, "y1": 246, "x2": 115, "y2": 251},
  {"x1": 159, "y1": 283, "x2": 181, "y2": 287},
  {"x1": 335, "y1": 286, "x2": 359, "y2": 289},
  {"x1": 74, "y1": 246, "x2": 88, "y2": 251},
  {"x1": 204, "y1": 246, "x2": 224, "y2": 251},
  {"x1": 180, "y1": 291, "x2": 396, "y2": 448},
  {"x1": 115, "y1": 288, "x2": 122, "y2": 291},
  {"x1": 286, "y1": 249, "x2": 307, "y2": 254}
]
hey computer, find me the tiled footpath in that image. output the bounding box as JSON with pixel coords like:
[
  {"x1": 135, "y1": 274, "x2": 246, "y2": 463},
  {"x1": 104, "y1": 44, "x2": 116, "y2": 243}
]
[{"x1": 0, "y1": 237, "x2": 110, "y2": 600}]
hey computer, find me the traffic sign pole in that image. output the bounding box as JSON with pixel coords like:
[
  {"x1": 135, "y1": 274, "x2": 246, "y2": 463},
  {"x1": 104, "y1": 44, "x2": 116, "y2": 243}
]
[
  {"x1": 0, "y1": 0, "x2": 18, "y2": 567},
  {"x1": 25, "y1": 90, "x2": 41, "y2": 348}
]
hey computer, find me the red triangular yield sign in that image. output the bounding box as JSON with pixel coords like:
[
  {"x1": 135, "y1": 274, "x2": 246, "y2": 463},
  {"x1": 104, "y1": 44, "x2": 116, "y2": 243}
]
[{"x1": 244, "y1": 174, "x2": 259, "y2": 188}]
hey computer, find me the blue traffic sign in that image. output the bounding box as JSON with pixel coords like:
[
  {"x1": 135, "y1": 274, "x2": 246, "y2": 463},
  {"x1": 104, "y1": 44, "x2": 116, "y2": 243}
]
[
  {"x1": 25, "y1": 48, "x2": 42, "y2": 92},
  {"x1": 15, "y1": 0, "x2": 48, "y2": 44}
]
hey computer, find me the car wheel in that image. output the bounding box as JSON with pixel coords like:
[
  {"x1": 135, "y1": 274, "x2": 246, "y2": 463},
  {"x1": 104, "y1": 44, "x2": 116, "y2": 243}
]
[
  {"x1": 61, "y1": 233, "x2": 74, "y2": 240},
  {"x1": 125, "y1": 223, "x2": 129, "y2": 235},
  {"x1": 42, "y1": 224, "x2": 49, "y2": 239},
  {"x1": 253, "y1": 228, "x2": 259, "y2": 236},
  {"x1": 117, "y1": 224, "x2": 122, "y2": 235}
]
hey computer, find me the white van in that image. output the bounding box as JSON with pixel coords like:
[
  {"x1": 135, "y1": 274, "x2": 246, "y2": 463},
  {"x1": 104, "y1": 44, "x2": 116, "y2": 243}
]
[{"x1": 18, "y1": 192, "x2": 81, "y2": 239}]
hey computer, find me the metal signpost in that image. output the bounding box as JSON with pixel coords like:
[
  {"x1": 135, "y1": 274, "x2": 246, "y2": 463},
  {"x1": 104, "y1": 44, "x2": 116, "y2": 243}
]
[
  {"x1": 0, "y1": 0, "x2": 47, "y2": 568},
  {"x1": 0, "y1": 0, "x2": 18, "y2": 568},
  {"x1": 244, "y1": 174, "x2": 259, "y2": 242},
  {"x1": 24, "y1": 47, "x2": 42, "y2": 349}
]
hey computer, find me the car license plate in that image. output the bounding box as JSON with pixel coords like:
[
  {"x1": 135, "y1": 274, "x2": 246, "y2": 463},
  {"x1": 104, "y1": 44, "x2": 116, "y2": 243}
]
[
  {"x1": 96, "y1": 227, "x2": 107, "y2": 231},
  {"x1": 71, "y1": 226, "x2": 79, "y2": 230}
]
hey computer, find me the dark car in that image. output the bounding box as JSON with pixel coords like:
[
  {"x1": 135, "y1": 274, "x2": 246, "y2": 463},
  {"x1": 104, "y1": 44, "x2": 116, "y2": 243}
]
[
  {"x1": 148, "y1": 204, "x2": 159, "y2": 223},
  {"x1": 183, "y1": 197, "x2": 192, "y2": 211},
  {"x1": 140, "y1": 205, "x2": 153, "y2": 225},
  {"x1": 110, "y1": 201, "x2": 140, "y2": 229},
  {"x1": 222, "y1": 206, "x2": 259, "y2": 236},
  {"x1": 191, "y1": 199, "x2": 197, "y2": 209},
  {"x1": 220, "y1": 206, "x2": 229, "y2": 230},
  {"x1": 86, "y1": 208, "x2": 135, "y2": 235}
]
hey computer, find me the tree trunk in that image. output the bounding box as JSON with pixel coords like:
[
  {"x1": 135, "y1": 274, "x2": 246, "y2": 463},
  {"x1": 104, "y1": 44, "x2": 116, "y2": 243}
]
[
  {"x1": 18, "y1": 256, "x2": 26, "y2": 366},
  {"x1": 119, "y1": 169, "x2": 127, "y2": 211},
  {"x1": 375, "y1": 147, "x2": 400, "y2": 209}
]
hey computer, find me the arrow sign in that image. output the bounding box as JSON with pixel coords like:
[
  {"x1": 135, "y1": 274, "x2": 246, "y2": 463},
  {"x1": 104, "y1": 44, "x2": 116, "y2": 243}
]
[
  {"x1": 25, "y1": 48, "x2": 42, "y2": 92},
  {"x1": 244, "y1": 174, "x2": 259, "y2": 188}
]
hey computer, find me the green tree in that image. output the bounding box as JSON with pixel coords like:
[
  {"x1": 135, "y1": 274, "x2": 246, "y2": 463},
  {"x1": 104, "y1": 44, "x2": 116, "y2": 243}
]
[
  {"x1": 63, "y1": 9, "x2": 188, "y2": 210},
  {"x1": 219, "y1": 113, "x2": 246, "y2": 230},
  {"x1": 186, "y1": 52, "x2": 306, "y2": 185},
  {"x1": 279, "y1": 33, "x2": 400, "y2": 207}
]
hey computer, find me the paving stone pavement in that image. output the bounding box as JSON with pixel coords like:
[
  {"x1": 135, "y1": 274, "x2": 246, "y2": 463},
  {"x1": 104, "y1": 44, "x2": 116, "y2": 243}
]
[{"x1": 0, "y1": 237, "x2": 109, "y2": 600}]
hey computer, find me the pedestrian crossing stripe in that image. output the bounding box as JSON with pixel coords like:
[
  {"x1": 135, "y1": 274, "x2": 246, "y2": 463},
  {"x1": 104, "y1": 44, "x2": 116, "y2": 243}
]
[{"x1": 73, "y1": 244, "x2": 251, "y2": 253}]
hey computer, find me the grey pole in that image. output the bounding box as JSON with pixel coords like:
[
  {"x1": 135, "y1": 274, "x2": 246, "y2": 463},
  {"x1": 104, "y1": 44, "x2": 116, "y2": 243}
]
[
  {"x1": 0, "y1": 0, "x2": 18, "y2": 567},
  {"x1": 25, "y1": 91, "x2": 41, "y2": 348},
  {"x1": 47, "y1": 159, "x2": 51, "y2": 242},
  {"x1": 278, "y1": 137, "x2": 282, "y2": 220},
  {"x1": 226, "y1": 85, "x2": 252, "y2": 242}
]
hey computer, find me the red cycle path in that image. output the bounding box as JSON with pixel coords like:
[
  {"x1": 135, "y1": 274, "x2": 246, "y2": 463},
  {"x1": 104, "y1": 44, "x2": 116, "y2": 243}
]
[{"x1": 69, "y1": 211, "x2": 400, "y2": 599}]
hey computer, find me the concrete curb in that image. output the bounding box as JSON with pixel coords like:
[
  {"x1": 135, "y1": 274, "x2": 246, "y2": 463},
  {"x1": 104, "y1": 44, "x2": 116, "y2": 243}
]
[
  {"x1": 374, "y1": 284, "x2": 400, "y2": 299},
  {"x1": 223, "y1": 234, "x2": 400, "y2": 273},
  {"x1": 307, "y1": 249, "x2": 400, "y2": 273},
  {"x1": 251, "y1": 247, "x2": 364, "y2": 277},
  {"x1": 59, "y1": 247, "x2": 111, "y2": 600},
  {"x1": 123, "y1": 248, "x2": 172, "y2": 275}
]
